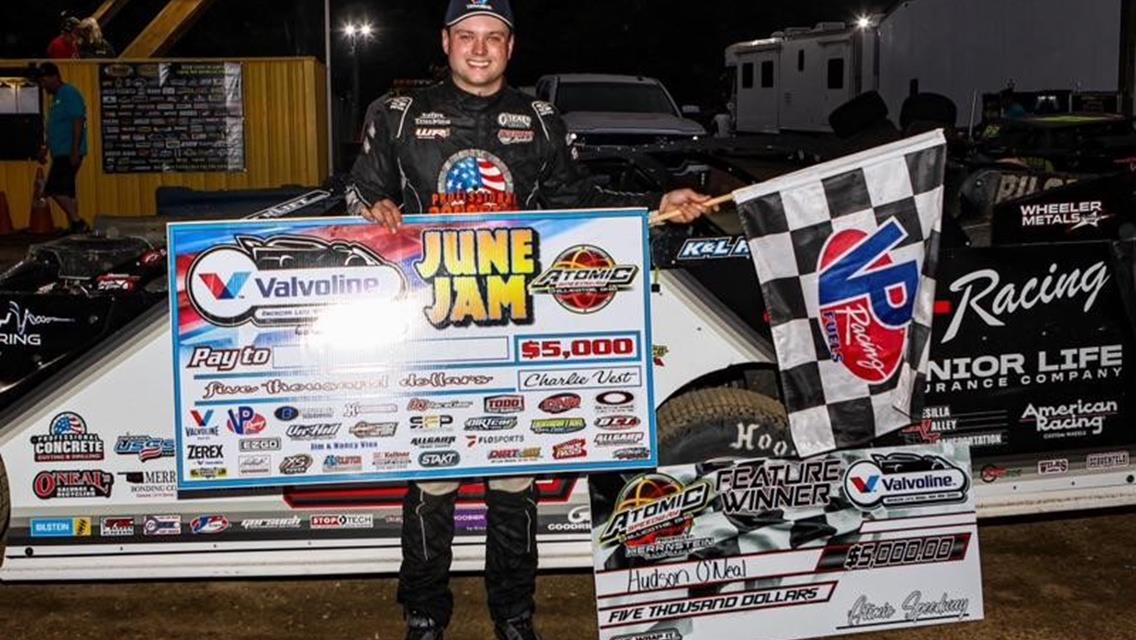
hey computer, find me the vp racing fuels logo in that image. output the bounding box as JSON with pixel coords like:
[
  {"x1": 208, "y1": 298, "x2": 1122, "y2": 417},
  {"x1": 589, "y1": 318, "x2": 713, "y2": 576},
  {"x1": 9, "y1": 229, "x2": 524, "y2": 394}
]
[
  {"x1": 530, "y1": 245, "x2": 638, "y2": 314},
  {"x1": 817, "y1": 220, "x2": 918, "y2": 383},
  {"x1": 599, "y1": 473, "x2": 710, "y2": 547},
  {"x1": 187, "y1": 235, "x2": 407, "y2": 327},
  {"x1": 435, "y1": 149, "x2": 518, "y2": 213},
  {"x1": 843, "y1": 452, "x2": 969, "y2": 510}
]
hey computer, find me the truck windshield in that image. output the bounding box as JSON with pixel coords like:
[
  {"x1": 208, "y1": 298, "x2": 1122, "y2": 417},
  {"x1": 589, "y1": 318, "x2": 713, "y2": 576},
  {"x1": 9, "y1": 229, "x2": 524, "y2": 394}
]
[{"x1": 555, "y1": 82, "x2": 677, "y2": 115}]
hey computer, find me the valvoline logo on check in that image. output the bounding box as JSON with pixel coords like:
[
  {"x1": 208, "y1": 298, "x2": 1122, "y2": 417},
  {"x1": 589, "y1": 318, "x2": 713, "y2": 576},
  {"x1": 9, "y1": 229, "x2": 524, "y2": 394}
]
[
  {"x1": 817, "y1": 219, "x2": 919, "y2": 383},
  {"x1": 186, "y1": 234, "x2": 408, "y2": 327}
]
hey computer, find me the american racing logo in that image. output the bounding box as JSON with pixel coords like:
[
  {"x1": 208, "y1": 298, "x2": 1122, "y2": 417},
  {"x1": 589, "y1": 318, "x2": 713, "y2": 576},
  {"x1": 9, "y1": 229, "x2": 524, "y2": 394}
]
[
  {"x1": 599, "y1": 474, "x2": 711, "y2": 546},
  {"x1": 941, "y1": 261, "x2": 1109, "y2": 344},
  {"x1": 485, "y1": 395, "x2": 524, "y2": 413},
  {"x1": 0, "y1": 300, "x2": 75, "y2": 347},
  {"x1": 464, "y1": 416, "x2": 517, "y2": 431},
  {"x1": 843, "y1": 452, "x2": 969, "y2": 510},
  {"x1": 530, "y1": 245, "x2": 638, "y2": 314},
  {"x1": 677, "y1": 236, "x2": 750, "y2": 260},
  {"x1": 226, "y1": 406, "x2": 267, "y2": 436},
  {"x1": 114, "y1": 435, "x2": 175, "y2": 462},
  {"x1": 1021, "y1": 399, "x2": 1116, "y2": 439},
  {"x1": 34, "y1": 470, "x2": 115, "y2": 499},
  {"x1": 286, "y1": 423, "x2": 341, "y2": 440},
  {"x1": 186, "y1": 235, "x2": 407, "y2": 327},
  {"x1": 279, "y1": 454, "x2": 313, "y2": 475},
  {"x1": 30, "y1": 412, "x2": 104, "y2": 462},
  {"x1": 419, "y1": 450, "x2": 461, "y2": 468},
  {"x1": 539, "y1": 393, "x2": 581, "y2": 414},
  {"x1": 817, "y1": 220, "x2": 918, "y2": 383}
]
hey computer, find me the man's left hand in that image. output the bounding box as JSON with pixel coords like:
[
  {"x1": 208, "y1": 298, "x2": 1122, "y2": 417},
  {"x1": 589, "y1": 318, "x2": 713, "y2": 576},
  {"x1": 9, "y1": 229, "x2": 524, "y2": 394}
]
[{"x1": 658, "y1": 189, "x2": 719, "y2": 224}]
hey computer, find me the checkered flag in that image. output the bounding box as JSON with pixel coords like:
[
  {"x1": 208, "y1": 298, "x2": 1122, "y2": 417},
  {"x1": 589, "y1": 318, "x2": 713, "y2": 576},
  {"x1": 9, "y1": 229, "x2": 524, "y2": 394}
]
[{"x1": 735, "y1": 131, "x2": 946, "y2": 457}]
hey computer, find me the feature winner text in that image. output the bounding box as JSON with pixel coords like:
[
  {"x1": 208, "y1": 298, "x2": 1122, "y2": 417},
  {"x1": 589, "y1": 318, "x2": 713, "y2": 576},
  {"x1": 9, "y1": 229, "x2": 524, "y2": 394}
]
[{"x1": 926, "y1": 344, "x2": 1122, "y2": 393}]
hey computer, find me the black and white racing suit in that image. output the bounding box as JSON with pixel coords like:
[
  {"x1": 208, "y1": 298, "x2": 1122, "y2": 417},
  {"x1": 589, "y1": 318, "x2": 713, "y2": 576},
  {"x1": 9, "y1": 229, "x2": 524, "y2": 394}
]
[{"x1": 348, "y1": 78, "x2": 657, "y2": 627}]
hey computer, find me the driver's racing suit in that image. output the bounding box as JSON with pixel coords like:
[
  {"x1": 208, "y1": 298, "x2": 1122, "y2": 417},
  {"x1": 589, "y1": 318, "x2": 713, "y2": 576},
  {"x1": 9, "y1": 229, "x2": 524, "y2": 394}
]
[{"x1": 347, "y1": 78, "x2": 657, "y2": 628}]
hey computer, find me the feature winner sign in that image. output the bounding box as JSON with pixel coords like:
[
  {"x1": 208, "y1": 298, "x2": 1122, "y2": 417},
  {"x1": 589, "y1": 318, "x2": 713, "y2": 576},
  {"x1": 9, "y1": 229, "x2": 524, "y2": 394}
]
[
  {"x1": 168, "y1": 211, "x2": 657, "y2": 489},
  {"x1": 589, "y1": 443, "x2": 983, "y2": 640}
]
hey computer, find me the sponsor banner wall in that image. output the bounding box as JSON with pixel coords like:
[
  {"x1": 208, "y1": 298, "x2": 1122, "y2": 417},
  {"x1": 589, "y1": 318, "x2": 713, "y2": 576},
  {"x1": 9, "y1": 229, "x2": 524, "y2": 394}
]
[
  {"x1": 889, "y1": 241, "x2": 1136, "y2": 457},
  {"x1": 168, "y1": 212, "x2": 657, "y2": 489},
  {"x1": 589, "y1": 443, "x2": 983, "y2": 640}
]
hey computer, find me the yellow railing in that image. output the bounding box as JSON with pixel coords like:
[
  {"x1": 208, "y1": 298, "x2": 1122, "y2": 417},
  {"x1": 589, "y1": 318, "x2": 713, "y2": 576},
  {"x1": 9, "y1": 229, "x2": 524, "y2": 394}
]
[{"x1": 0, "y1": 57, "x2": 328, "y2": 228}]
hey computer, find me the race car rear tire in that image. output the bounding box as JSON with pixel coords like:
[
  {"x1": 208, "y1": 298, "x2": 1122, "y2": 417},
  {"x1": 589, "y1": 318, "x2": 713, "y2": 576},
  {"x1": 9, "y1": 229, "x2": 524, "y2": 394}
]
[
  {"x1": 0, "y1": 454, "x2": 9, "y2": 551},
  {"x1": 656, "y1": 387, "x2": 795, "y2": 465}
]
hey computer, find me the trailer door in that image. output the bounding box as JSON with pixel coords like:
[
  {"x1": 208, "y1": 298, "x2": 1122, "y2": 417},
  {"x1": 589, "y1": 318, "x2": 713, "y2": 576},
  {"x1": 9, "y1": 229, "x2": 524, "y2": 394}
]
[{"x1": 736, "y1": 50, "x2": 780, "y2": 133}]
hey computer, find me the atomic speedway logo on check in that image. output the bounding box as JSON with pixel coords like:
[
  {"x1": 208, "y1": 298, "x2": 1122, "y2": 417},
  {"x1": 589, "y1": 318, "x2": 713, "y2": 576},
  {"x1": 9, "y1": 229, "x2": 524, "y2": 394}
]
[
  {"x1": 843, "y1": 452, "x2": 969, "y2": 510},
  {"x1": 186, "y1": 234, "x2": 407, "y2": 327}
]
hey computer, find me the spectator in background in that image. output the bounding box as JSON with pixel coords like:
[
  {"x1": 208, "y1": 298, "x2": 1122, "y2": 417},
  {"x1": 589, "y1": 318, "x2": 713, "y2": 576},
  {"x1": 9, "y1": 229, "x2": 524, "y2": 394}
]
[
  {"x1": 47, "y1": 15, "x2": 81, "y2": 59},
  {"x1": 35, "y1": 63, "x2": 89, "y2": 233},
  {"x1": 77, "y1": 17, "x2": 116, "y2": 58}
]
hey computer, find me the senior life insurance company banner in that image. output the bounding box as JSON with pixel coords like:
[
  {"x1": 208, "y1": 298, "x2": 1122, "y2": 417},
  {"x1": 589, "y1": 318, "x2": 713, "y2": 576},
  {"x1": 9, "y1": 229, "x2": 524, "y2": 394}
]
[
  {"x1": 168, "y1": 211, "x2": 657, "y2": 490},
  {"x1": 590, "y1": 442, "x2": 983, "y2": 640}
]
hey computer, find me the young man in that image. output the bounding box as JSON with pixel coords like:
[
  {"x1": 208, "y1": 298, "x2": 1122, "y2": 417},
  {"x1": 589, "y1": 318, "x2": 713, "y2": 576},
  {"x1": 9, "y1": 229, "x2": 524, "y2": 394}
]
[
  {"x1": 47, "y1": 16, "x2": 81, "y2": 59},
  {"x1": 36, "y1": 62, "x2": 89, "y2": 233},
  {"x1": 348, "y1": 2, "x2": 714, "y2": 639}
]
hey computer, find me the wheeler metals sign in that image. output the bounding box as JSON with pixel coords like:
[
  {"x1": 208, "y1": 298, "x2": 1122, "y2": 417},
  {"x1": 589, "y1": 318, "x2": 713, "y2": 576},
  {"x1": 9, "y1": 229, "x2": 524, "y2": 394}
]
[{"x1": 167, "y1": 212, "x2": 657, "y2": 489}]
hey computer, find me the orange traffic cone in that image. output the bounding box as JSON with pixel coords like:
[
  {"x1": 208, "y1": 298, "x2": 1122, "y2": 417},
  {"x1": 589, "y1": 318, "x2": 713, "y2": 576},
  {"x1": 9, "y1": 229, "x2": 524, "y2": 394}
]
[
  {"x1": 0, "y1": 191, "x2": 12, "y2": 236},
  {"x1": 28, "y1": 167, "x2": 56, "y2": 235}
]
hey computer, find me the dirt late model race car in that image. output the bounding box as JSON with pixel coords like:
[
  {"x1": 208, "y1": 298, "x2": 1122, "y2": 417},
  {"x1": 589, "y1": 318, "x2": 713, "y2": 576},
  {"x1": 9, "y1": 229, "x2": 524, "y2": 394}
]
[{"x1": 0, "y1": 143, "x2": 1133, "y2": 581}]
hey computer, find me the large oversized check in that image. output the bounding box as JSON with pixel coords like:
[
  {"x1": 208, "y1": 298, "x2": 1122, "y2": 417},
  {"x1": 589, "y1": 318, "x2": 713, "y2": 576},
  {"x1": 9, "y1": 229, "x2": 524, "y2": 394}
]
[
  {"x1": 168, "y1": 211, "x2": 657, "y2": 489},
  {"x1": 589, "y1": 443, "x2": 983, "y2": 640}
]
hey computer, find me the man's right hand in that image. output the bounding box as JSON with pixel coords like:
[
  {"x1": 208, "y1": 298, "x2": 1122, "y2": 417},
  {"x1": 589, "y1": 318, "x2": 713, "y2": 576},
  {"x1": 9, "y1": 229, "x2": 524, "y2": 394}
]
[{"x1": 361, "y1": 198, "x2": 403, "y2": 233}]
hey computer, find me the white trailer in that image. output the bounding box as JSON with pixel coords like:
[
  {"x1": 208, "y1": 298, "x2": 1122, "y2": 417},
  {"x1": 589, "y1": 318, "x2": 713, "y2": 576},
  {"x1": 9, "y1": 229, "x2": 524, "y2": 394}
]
[{"x1": 728, "y1": 0, "x2": 1130, "y2": 133}]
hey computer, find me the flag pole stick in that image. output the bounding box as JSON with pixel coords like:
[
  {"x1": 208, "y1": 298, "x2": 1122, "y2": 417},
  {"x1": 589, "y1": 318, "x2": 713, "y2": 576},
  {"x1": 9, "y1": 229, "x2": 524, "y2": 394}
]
[{"x1": 648, "y1": 193, "x2": 736, "y2": 226}]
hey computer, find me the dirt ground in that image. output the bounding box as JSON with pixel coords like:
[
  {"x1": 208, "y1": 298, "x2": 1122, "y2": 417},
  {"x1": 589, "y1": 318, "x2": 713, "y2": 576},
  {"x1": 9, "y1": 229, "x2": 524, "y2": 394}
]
[{"x1": 1, "y1": 510, "x2": 1134, "y2": 640}]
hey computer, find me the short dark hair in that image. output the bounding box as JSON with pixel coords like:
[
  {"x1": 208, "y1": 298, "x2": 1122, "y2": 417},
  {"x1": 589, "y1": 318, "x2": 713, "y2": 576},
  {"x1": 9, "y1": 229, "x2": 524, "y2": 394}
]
[{"x1": 35, "y1": 62, "x2": 61, "y2": 80}]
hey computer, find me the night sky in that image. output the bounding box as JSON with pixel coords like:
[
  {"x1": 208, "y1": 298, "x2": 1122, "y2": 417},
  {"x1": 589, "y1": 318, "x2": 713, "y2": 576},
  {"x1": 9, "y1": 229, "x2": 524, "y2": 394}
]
[{"x1": 2, "y1": 0, "x2": 887, "y2": 107}]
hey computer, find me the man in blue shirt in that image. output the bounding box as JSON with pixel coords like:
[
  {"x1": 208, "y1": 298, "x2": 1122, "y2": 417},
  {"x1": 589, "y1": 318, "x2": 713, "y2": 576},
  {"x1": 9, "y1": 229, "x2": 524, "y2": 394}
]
[{"x1": 36, "y1": 62, "x2": 89, "y2": 233}]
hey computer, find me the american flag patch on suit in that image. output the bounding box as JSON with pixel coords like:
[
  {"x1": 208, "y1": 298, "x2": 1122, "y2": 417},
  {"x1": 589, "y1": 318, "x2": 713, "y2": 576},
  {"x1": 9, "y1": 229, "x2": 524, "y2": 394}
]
[{"x1": 734, "y1": 130, "x2": 946, "y2": 457}]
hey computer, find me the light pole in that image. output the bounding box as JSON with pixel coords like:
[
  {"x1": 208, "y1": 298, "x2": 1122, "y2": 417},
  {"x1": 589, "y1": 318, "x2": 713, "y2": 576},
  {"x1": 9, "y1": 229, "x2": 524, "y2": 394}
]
[{"x1": 344, "y1": 21, "x2": 374, "y2": 140}]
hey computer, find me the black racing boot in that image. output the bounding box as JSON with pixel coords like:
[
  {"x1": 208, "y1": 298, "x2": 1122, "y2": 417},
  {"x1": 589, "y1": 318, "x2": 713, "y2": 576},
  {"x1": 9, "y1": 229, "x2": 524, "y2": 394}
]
[
  {"x1": 405, "y1": 609, "x2": 445, "y2": 640},
  {"x1": 398, "y1": 484, "x2": 458, "y2": 631},
  {"x1": 494, "y1": 610, "x2": 543, "y2": 640},
  {"x1": 486, "y1": 485, "x2": 540, "y2": 634}
]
